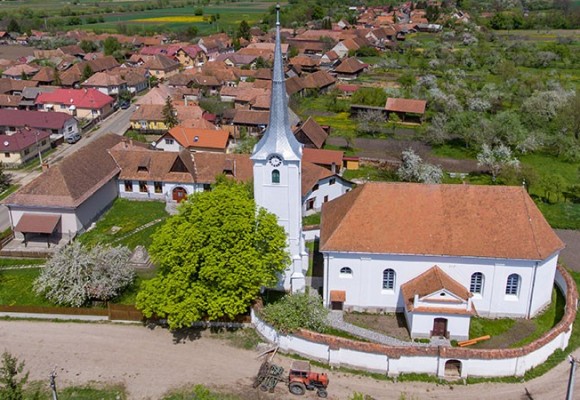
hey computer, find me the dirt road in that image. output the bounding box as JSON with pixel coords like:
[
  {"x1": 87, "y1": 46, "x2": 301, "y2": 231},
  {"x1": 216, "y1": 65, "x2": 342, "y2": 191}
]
[{"x1": 1, "y1": 320, "x2": 579, "y2": 400}]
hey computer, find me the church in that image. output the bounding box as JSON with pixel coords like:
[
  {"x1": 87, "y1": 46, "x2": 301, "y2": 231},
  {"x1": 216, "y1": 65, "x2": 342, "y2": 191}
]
[{"x1": 251, "y1": 7, "x2": 565, "y2": 340}]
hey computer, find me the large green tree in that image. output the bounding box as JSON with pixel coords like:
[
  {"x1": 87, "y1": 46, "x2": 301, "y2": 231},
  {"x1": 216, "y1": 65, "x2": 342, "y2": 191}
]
[{"x1": 136, "y1": 180, "x2": 289, "y2": 330}]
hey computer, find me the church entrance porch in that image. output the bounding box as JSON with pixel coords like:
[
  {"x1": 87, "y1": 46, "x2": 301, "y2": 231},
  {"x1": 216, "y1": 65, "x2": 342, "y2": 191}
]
[{"x1": 431, "y1": 317, "x2": 448, "y2": 338}]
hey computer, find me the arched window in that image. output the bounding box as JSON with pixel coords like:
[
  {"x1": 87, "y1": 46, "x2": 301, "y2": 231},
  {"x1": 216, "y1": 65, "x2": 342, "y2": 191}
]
[
  {"x1": 271, "y1": 169, "x2": 280, "y2": 184},
  {"x1": 470, "y1": 272, "x2": 484, "y2": 294},
  {"x1": 505, "y1": 274, "x2": 521, "y2": 296},
  {"x1": 382, "y1": 269, "x2": 395, "y2": 290},
  {"x1": 340, "y1": 267, "x2": 352, "y2": 276}
]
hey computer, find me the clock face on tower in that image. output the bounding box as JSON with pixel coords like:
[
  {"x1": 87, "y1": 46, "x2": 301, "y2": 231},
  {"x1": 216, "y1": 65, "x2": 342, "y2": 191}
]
[{"x1": 268, "y1": 155, "x2": 282, "y2": 167}]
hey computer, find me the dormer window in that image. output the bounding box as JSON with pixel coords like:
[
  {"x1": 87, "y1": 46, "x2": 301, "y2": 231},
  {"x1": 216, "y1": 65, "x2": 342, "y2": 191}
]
[{"x1": 272, "y1": 169, "x2": 280, "y2": 184}]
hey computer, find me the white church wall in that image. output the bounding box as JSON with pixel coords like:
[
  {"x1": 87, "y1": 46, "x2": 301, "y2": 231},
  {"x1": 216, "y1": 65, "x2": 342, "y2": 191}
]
[
  {"x1": 330, "y1": 348, "x2": 388, "y2": 373},
  {"x1": 529, "y1": 253, "x2": 559, "y2": 317},
  {"x1": 388, "y1": 356, "x2": 440, "y2": 376},
  {"x1": 252, "y1": 264, "x2": 575, "y2": 378},
  {"x1": 323, "y1": 252, "x2": 548, "y2": 318}
]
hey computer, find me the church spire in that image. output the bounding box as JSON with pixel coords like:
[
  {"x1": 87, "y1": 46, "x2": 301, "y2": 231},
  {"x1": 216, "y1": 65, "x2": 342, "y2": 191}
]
[{"x1": 251, "y1": 3, "x2": 302, "y2": 161}]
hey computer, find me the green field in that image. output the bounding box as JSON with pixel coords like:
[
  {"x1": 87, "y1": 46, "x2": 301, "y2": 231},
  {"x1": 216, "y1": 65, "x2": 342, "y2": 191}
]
[{"x1": 86, "y1": 3, "x2": 274, "y2": 35}]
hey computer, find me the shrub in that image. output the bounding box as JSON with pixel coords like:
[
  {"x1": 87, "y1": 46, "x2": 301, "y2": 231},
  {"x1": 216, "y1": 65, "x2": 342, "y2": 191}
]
[{"x1": 261, "y1": 292, "x2": 328, "y2": 334}]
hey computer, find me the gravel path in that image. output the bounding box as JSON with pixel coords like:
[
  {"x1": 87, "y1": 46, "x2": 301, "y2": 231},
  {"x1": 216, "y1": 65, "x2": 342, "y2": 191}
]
[
  {"x1": 327, "y1": 311, "x2": 424, "y2": 347},
  {"x1": 2, "y1": 320, "x2": 580, "y2": 400}
]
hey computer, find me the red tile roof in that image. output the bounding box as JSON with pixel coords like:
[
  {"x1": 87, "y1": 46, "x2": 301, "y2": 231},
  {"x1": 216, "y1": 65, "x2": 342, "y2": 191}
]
[
  {"x1": 385, "y1": 98, "x2": 426, "y2": 114},
  {"x1": 303, "y1": 148, "x2": 343, "y2": 167},
  {"x1": 0, "y1": 128, "x2": 51, "y2": 152},
  {"x1": 36, "y1": 88, "x2": 114, "y2": 109},
  {"x1": 166, "y1": 126, "x2": 229, "y2": 150},
  {"x1": 320, "y1": 182, "x2": 565, "y2": 260},
  {"x1": 0, "y1": 109, "x2": 74, "y2": 129}
]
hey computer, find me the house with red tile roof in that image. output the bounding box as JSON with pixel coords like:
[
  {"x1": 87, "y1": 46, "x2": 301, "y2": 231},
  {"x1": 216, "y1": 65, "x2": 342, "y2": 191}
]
[
  {"x1": 0, "y1": 109, "x2": 79, "y2": 140},
  {"x1": 294, "y1": 117, "x2": 329, "y2": 149},
  {"x1": 156, "y1": 126, "x2": 230, "y2": 153},
  {"x1": 320, "y1": 182, "x2": 565, "y2": 340},
  {"x1": 0, "y1": 127, "x2": 52, "y2": 167},
  {"x1": 333, "y1": 57, "x2": 368, "y2": 81},
  {"x1": 36, "y1": 88, "x2": 114, "y2": 121},
  {"x1": 1, "y1": 64, "x2": 39, "y2": 80},
  {"x1": 81, "y1": 72, "x2": 128, "y2": 97}
]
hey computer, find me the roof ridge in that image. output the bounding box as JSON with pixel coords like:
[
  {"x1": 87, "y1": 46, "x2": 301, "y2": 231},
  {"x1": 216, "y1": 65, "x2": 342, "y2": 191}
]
[{"x1": 520, "y1": 186, "x2": 542, "y2": 260}]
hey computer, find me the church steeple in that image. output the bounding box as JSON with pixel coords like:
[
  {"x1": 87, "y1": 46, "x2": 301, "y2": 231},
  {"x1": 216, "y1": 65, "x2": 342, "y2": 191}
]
[{"x1": 250, "y1": 4, "x2": 302, "y2": 162}]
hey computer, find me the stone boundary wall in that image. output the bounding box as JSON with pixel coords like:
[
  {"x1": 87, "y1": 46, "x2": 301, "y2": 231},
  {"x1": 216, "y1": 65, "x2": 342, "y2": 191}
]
[{"x1": 252, "y1": 265, "x2": 577, "y2": 378}]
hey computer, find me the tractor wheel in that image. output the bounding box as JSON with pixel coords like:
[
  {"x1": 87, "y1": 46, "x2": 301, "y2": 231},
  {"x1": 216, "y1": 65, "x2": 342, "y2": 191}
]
[
  {"x1": 259, "y1": 384, "x2": 269, "y2": 392},
  {"x1": 317, "y1": 389, "x2": 328, "y2": 398},
  {"x1": 289, "y1": 382, "x2": 306, "y2": 396}
]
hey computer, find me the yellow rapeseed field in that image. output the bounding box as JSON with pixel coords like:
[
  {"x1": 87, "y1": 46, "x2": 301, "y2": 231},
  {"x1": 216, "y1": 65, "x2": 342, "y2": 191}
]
[{"x1": 133, "y1": 16, "x2": 205, "y2": 23}]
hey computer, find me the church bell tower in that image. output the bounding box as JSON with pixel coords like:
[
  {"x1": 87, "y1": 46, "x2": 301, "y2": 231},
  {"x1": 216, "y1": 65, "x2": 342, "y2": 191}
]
[{"x1": 251, "y1": 4, "x2": 307, "y2": 292}]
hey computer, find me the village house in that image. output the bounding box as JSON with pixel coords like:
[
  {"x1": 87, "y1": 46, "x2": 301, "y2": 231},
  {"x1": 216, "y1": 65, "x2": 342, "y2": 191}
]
[
  {"x1": 19, "y1": 87, "x2": 57, "y2": 110},
  {"x1": 0, "y1": 78, "x2": 37, "y2": 96},
  {"x1": 333, "y1": 57, "x2": 368, "y2": 81},
  {"x1": 129, "y1": 103, "x2": 204, "y2": 133},
  {"x1": 2, "y1": 64, "x2": 40, "y2": 80},
  {"x1": 293, "y1": 117, "x2": 329, "y2": 149},
  {"x1": 175, "y1": 45, "x2": 207, "y2": 68},
  {"x1": 36, "y1": 88, "x2": 114, "y2": 121},
  {"x1": 155, "y1": 126, "x2": 230, "y2": 153},
  {"x1": 2, "y1": 134, "x2": 128, "y2": 243},
  {"x1": 0, "y1": 127, "x2": 52, "y2": 167},
  {"x1": 303, "y1": 148, "x2": 344, "y2": 173},
  {"x1": 0, "y1": 109, "x2": 79, "y2": 140},
  {"x1": 0, "y1": 94, "x2": 22, "y2": 110},
  {"x1": 113, "y1": 145, "x2": 198, "y2": 204},
  {"x1": 141, "y1": 54, "x2": 180, "y2": 80},
  {"x1": 301, "y1": 70, "x2": 336, "y2": 93},
  {"x1": 30, "y1": 67, "x2": 58, "y2": 86},
  {"x1": 81, "y1": 72, "x2": 128, "y2": 97}
]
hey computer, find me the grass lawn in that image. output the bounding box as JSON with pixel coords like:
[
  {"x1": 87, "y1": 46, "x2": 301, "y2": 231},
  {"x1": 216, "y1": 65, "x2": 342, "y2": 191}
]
[
  {"x1": 0, "y1": 184, "x2": 20, "y2": 201},
  {"x1": 25, "y1": 382, "x2": 127, "y2": 400},
  {"x1": 469, "y1": 287, "x2": 566, "y2": 349},
  {"x1": 303, "y1": 213, "x2": 321, "y2": 226},
  {"x1": 0, "y1": 268, "x2": 52, "y2": 306},
  {"x1": 342, "y1": 165, "x2": 397, "y2": 182},
  {"x1": 78, "y1": 198, "x2": 168, "y2": 249},
  {"x1": 0, "y1": 258, "x2": 45, "y2": 268},
  {"x1": 163, "y1": 384, "x2": 241, "y2": 400},
  {"x1": 0, "y1": 266, "x2": 155, "y2": 306},
  {"x1": 113, "y1": 268, "x2": 158, "y2": 305}
]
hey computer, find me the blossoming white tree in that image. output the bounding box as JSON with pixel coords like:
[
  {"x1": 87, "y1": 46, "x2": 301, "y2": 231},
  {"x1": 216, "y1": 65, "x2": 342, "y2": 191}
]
[{"x1": 34, "y1": 241, "x2": 134, "y2": 307}]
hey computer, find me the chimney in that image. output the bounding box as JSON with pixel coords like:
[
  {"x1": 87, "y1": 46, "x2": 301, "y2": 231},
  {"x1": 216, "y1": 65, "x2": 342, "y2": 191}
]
[
  {"x1": 41, "y1": 161, "x2": 49, "y2": 172},
  {"x1": 331, "y1": 162, "x2": 336, "y2": 174}
]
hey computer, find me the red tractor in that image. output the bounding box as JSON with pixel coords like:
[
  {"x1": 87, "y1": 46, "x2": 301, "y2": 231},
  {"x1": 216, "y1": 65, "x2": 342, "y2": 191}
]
[{"x1": 288, "y1": 361, "x2": 329, "y2": 398}]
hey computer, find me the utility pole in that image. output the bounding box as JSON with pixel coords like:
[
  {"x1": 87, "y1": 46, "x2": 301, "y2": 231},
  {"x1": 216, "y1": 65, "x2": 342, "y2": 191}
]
[
  {"x1": 566, "y1": 356, "x2": 578, "y2": 400},
  {"x1": 49, "y1": 367, "x2": 58, "y2": 400}
]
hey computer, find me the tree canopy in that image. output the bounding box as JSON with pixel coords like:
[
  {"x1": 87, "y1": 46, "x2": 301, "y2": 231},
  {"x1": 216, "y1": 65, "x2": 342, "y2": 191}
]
[{"x1": 136, "y1": 180, "x2": 289, "y2": 330}]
